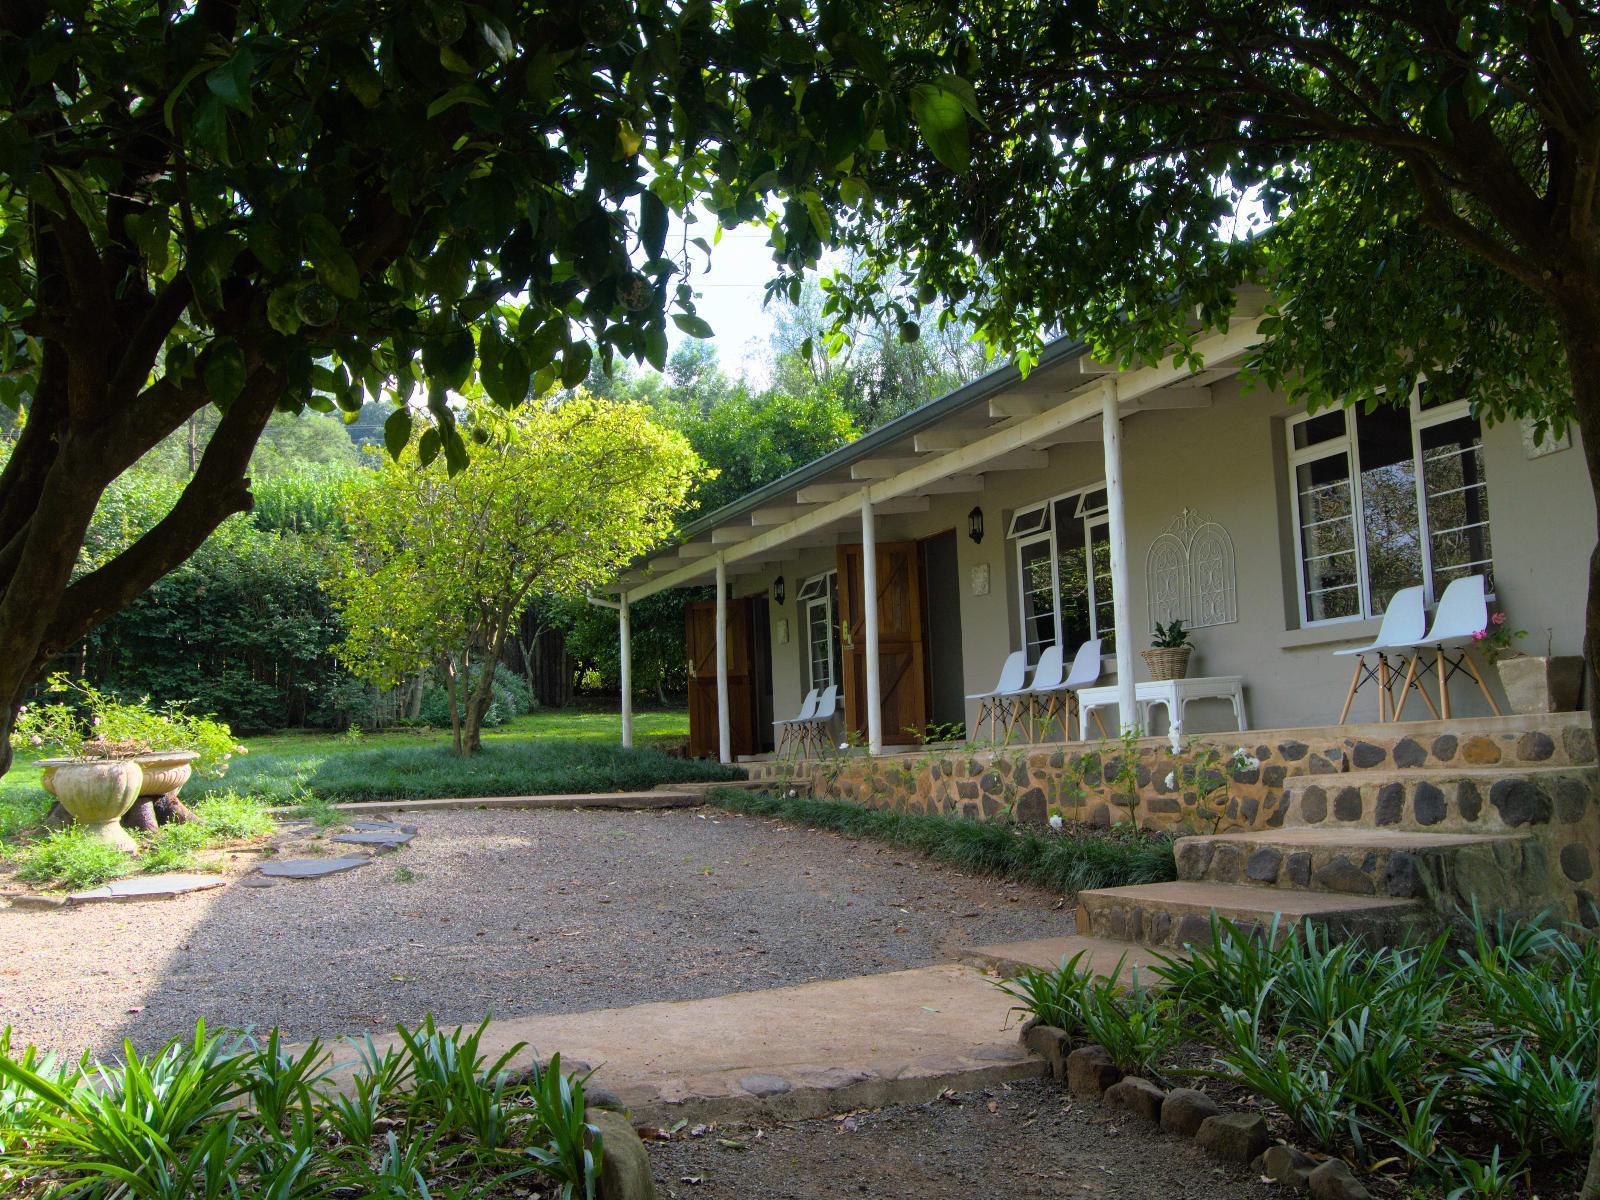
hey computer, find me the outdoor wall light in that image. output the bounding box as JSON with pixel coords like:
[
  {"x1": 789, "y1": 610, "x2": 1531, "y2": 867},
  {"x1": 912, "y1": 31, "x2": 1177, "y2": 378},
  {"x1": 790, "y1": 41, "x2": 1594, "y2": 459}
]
[
  {"x1": 967, "y1": 506, "x2": 985, "y2": 544},
  {"x1": 773, "y1": 575, "x2": 786, "y2": 605}
]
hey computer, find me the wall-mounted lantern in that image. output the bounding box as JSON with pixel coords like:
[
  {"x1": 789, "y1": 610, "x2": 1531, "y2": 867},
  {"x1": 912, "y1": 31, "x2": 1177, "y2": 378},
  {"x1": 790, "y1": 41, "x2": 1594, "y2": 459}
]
[
  {"x1": 772, "y1": 574, "x2": 786, "y2": 605},
  {"x1": 967, "y1": 506, "x2": 985, "y2": 545}
]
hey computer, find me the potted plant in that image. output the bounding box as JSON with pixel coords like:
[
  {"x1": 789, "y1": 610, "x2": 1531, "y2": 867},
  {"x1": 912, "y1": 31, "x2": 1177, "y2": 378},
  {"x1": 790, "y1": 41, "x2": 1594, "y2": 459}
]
[
  {"x1": 1141, "y1": 620, "x2": 1193, "y2": 681},
  {"x1": 1477, "y1": 619, "x2": 1584, "y2": 714},
  {"x1": 17, "y1": 675, "x2": 245, "y2": 836}
]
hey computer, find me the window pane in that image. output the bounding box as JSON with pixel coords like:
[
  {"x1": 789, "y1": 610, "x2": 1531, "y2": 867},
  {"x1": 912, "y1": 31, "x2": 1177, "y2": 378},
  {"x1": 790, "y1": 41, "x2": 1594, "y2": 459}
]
[
  {"x1": 1296, "y1": 452, "x2": 1360, "y2": 621},
  {"x1": 1018, "y1": 539, "x2": 1056, "y2": 665},
  {"x1": 1089, "y1": 522, "x2": 1116, "y2": 654},
  {"x1": 806, "y1": 598, "x2": 831, "y2": 689},
  {"x1": 1055, "y1": 514, "x2": 1094, "y2": 654},
  {"x1": 1293, "y1": 410, "x2": 1346, "y2": 450},
  {"x1": 1421, "y1": 415, "x2": 1494, "y2": 594},
  {"x1": 1354, "y1": 405, "x2": 1424, "y2": 614}
]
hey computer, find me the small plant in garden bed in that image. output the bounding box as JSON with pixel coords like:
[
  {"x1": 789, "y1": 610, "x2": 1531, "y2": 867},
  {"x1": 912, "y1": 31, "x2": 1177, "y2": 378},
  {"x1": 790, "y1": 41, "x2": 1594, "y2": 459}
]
[
  {"x1": 705, "y1": 787, "x2": 1176, "y2": 894},
  {"x1": 14, "y1": 674, "x2": 245, "y2": 777},
  {"x1": 1002, "y1": 910, "x2": 1600, "y2": 1199},
  {"x1": 0, "y1": 1016, "x2": 606, "y2": 1199}
]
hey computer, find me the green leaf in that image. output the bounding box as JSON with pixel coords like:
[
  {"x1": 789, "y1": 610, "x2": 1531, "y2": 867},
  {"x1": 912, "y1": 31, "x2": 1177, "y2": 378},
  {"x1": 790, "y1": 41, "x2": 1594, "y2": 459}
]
[
  {"x1": 644, "y1": 326, "x2": 668, "y2": 371},
  {"x1": 302, "y1": 216, "x2": 361, "y2": 299},
  {"x1": 384, "y1": 407, "x2": 413, "y2": 458},
  {"x1": 672, "y1": 312, "x2": 715, "y2": 339},
  {"x1": 205, "y1": 47, "x2": 255, "y2": 113},
  {"x1": 418, "y1": 427, "x2": 442, "y2": 467},
  {"x1": 203, "y1": 341, "x2": 245, "y2": 411},
  {"x1": 441, "y1": 423, "x2": 470, "y2": 475},
  {"x1": 909, "y1": 81, "x2": 971, "y2": 172},
  {"x1": 640, "y1": 191, "x2": 669, "y2": 261},
  {"x1": 422, "y1": 326, "x2": 477, "y2": 388},
  {"x1": 480, "y1": 16, "x2": 515, "y2": 61},
  {"x1": 266, "y1": 286, "x2": 303, "y2": 336},
  {"x1": 560, "y1": 341, "x2": 592, "y2": 389},
  {"x1": 124, "y1": 208, "x2": 170, "y2": 273},
  {"x1": 426, "y1": 84, "x2": 490, "y2": 119}
]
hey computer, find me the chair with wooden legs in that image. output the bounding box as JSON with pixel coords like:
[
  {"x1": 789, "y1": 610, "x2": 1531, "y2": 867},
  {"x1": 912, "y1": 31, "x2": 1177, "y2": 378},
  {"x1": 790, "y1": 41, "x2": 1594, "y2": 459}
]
[
  {"x1": 1394, "y1": 575, "x2": 1503, "y2": 719},
  {"x1": 966, "y1": 650, "x2": 1028, "y2": 744},
  {"x1": 774, "y1": 688, "x2": 820, "y2": 760},
  {"x1": 1333, "y1": 585, "x2": 1430, "y2": 723},
  {"x1": 1029, "y1": 639, "x2": 1103, "y2": 740},
  {"x1": 795, "y1": 685, "x2": 840, "y2": 756}
]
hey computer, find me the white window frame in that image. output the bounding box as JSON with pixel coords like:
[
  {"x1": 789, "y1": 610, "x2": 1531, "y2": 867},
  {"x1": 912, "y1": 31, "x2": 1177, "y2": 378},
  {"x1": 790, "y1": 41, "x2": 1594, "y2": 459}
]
[
  {"x1": 1009, "y1": 481, "x2": 1114, "y2": 664},
  {"x1": 1285, "y1": 384, "x2": 1491, "y2": 627},
  {"x1": 799, "y1": 570, "x2": 837, "y2": 690}
]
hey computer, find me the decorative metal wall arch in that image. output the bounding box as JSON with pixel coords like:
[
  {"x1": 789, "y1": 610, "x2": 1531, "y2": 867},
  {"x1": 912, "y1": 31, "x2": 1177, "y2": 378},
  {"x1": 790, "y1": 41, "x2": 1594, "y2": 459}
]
[{"x1": 1145, "y1": 508, "x2": 1238, "y2": 631}]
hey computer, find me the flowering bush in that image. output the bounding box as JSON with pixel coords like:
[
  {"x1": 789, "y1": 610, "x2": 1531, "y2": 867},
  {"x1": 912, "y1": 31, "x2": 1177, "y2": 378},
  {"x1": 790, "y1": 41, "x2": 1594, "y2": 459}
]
[
  {"x1": 12, "y1": 675, "x2": 245, "y2": 778},
  {"x1": 1472, "y1": 610, "x2": 1528, "y2": 664}
]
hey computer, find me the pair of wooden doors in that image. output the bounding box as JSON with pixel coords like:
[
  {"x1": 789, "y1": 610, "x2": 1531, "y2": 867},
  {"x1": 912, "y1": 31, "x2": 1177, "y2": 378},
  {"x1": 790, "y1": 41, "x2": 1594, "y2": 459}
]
[
  {"x1": 836, "y1": 542, "x2": 928, "y2": 746},
  {"x1": 685, "y1": 598, "x2": 757, "y2": 760}
]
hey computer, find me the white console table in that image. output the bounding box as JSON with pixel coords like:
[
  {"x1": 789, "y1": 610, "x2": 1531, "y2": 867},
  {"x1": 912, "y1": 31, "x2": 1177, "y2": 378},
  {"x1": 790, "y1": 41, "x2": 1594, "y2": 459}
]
[{"x1": 1077, "y1": 675, "x2": 1249, "y2": 751}]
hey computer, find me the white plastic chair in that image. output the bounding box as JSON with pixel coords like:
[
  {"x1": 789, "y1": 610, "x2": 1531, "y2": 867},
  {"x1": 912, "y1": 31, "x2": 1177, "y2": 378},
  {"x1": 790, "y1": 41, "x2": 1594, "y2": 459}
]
[
  {"x1": 1395, "y1": 575, "x2": 1502, "y2": 719},
  {"x1": 774, "y1": 689, "x2": 820, "y2": 758},
  {"x1": 1018, "y1": 644, "x2": 1066, "y2": 741},
  {"x1": 1332, "y1": 585, "x2": 1430, "y2": 723},
  {"x1": 1063, "y1": 639, "x2": 1105, "y2": 739},
  {"x1": 966, "y1": 650, "x2": 1028, "y2": 745},
  {"x1": 796, "y1": 685, "x2": 840, "y2": 756}
]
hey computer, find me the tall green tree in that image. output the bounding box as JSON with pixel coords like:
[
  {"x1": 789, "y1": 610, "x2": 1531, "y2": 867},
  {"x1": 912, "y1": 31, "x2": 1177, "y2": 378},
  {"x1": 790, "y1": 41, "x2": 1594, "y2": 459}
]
[
  {"x1": 329, "y1": 396, "x2": 704, "y2": 754},
  {"x1": 0, "y1": 0, "x2": 960, "y2": 773}
]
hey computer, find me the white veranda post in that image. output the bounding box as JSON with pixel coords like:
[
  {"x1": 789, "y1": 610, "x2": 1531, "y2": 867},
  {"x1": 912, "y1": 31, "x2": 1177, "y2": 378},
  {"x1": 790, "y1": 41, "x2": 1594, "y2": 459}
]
[
  {"x1": 1101, "y1": 378, "x2": 1140, "y2": 735},
  {"x1": 715, "y1": 554, "x2": 731, "y2": 765},
  {"x1": 861, "y1": 494, "x2": 883, "y2": 755},
  {"x1": 619, "y1": 593, "x2": 633, "y2": 749}
]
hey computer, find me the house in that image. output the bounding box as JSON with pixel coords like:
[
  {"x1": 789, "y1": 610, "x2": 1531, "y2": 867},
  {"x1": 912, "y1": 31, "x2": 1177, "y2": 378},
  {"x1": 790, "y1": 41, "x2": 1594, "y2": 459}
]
[{"x1": 603, "y1": 305, "x2": 1590, "y2": 766}]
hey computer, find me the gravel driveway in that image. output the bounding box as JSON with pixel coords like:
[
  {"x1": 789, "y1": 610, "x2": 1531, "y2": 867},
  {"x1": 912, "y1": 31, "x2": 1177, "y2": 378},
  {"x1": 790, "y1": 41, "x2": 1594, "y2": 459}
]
[{"x1": 2, "y1": 806, "x2": 1070, "y2": 1058}]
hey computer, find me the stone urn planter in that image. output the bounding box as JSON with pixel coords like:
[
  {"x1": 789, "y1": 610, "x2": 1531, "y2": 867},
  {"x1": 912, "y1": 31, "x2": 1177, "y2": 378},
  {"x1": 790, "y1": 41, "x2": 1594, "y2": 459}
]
[
  {"x1": 125, "y1": 750, "x2": 202, "y2": 831},
  {"x1": 38, "y1": 758, "x2": 144, "y2": 852},
  {"x1": 1495, "y1": 655, "x2": 1584, "y2": 714}
]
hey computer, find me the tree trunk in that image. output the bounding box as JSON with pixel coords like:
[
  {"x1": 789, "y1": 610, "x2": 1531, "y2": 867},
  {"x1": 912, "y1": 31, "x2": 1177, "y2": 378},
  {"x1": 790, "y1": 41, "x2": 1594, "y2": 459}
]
[
  {"x1": 460, "y1": 637, "x2": 504, "y2": 756},
  {"x1": 443, "y1": 656, "x2": 464, "y2": 756},
  {"x1": 1552, "y1": 300, "x2": 1600, "y2": 1200}
]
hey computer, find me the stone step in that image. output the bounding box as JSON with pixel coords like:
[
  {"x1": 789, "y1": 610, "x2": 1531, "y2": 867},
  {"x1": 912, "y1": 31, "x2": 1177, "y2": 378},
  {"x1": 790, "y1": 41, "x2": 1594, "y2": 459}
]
[
  {"x1": 1280, "y1": 765, "x2": 1594, "y2": 834},
  {"x1": 1075, "y1": 881, "x2": 1424, "y2": 950},
  {"x1": 1173, "y1": 828, "x2": 1530, "y2": 899}
]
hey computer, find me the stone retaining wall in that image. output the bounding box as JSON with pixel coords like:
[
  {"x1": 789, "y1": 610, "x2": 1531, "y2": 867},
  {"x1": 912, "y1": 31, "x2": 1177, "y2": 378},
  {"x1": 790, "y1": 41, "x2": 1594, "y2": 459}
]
[{"x1": 789, "y1": 714, "x2": 1594, "y2": 835}]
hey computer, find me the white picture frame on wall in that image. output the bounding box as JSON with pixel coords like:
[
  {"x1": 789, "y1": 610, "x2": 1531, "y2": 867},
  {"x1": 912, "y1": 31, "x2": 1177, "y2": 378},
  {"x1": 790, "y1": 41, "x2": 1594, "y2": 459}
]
[{"x1": 970, "y1": 563, "x2": 991, "y2": 596}]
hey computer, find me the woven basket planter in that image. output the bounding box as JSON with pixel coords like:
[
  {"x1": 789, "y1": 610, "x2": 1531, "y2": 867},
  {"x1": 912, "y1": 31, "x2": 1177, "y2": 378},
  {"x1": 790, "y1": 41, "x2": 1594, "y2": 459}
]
[{"x1": 1141, "y1": 646, "x2": 1192, "y2": 681}]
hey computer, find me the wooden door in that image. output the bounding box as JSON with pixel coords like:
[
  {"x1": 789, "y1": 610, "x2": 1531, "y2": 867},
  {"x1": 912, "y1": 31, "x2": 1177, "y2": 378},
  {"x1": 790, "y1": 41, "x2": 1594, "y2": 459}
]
[
  {"x1": 836, "y1": 542, "x2": 928, "y2": 745},
  {"x1": 685, "y1": 599, "x2": 757, "y2": 760}
]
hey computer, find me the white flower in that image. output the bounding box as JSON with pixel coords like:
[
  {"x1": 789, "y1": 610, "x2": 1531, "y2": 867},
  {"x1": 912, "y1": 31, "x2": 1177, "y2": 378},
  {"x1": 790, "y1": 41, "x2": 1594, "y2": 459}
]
[
  {"x1": 1163, "y1": 771, "x2": 1176, "y2": 790},
  {"x1": 1231, "y1": 748, "x2": 1261, "y2": 771},
  {"x1": 1048, "y1": 814, "x2": 1063, "y2": 830},
  {"x1": 839, "y1": 741, "x2": 849, "y2": 751}
]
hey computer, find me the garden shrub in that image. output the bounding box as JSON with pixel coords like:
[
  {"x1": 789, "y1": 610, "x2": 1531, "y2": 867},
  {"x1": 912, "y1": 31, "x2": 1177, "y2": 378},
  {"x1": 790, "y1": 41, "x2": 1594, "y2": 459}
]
[
  {"x1": 1004, "y1": 911, "x2": 1600, "y2": 1198},
  {"x1": 0, "y1": 1017, "x2": 602, "y2": 1197}
]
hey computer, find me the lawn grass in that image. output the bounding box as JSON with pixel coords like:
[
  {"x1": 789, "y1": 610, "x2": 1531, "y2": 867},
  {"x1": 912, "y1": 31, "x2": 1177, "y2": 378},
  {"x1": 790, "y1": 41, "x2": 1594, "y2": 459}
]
[
  {"x1": 706, "y1": 787, "x2": 1177, "y2": 895},
  {"x1": 0, "y1": 706, "x2": 718, "y2": 884}
]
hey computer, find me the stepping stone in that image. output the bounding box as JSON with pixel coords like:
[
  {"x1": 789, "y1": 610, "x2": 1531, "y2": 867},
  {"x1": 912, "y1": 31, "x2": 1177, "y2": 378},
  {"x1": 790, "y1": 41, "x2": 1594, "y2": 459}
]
[
  {"x1": 67, "y1": 874, "x2": 226, "y2": 903},
  {"x1": 259, "y1": 856, "x2": 370, "y2": 879},
  {"x1": 332, "y1": 830, "x2": 415, "y2": 849},
  {"x1": 350, "y1": 820, "x2": 418, "y2": 833}
]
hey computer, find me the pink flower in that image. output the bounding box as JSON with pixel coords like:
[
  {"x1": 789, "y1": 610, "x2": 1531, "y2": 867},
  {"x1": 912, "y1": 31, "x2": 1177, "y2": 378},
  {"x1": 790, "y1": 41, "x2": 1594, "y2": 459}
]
[
  {"x1": 1492, "y1": 612, "x2": 1507, "y2": 625},
  {"x1": 1473, "y1": 628, "x2": 1487, "y2": 641}
]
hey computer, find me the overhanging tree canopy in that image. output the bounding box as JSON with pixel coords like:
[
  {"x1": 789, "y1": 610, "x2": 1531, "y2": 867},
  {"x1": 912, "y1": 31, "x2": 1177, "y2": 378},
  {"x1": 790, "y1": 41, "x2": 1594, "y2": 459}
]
[{"x1": 0, "y1": 0, "x2": 970, "y2": 770}]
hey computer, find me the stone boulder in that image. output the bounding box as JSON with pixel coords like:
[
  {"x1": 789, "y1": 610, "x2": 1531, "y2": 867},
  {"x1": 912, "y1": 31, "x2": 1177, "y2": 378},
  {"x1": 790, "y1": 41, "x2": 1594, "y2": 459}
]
[
  {"x1": 1158, "y1": 1087, "x2": 1221, "y2": 1137},
  {"x1": 1021, "y1": 1024, "x2": 1071, "y2": 1081},
  {"x1": 1103, "y1": 1075, "x2": 1165, "y2": 1122},
  {"x1": 1066, "y1": 1044, "x2": 1122, "y2": 1096},
  {"x1": 1196, "y1": 1112, "x2": 1268, "y2": 1163},
  {"x1": 1308, "y1": 1159, "x2": 1371, "y2": 1200},
  {"x1": 1261, "y1": 1144, "x2": 1317, "y2": 1188},
  {"x1": 591, "y1": 1109, "x2": 656, "y2": 1200}
]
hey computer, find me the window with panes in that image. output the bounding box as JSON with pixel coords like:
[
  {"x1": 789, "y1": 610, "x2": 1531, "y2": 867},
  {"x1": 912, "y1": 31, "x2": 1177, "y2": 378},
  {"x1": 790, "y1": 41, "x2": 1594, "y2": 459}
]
[
  {"x1": 1285, "y1": 381, "x2": 1492, "y2": 625},
  {"x1": 1008, "y1": 484, "x2": 1115, "y2": 665}
]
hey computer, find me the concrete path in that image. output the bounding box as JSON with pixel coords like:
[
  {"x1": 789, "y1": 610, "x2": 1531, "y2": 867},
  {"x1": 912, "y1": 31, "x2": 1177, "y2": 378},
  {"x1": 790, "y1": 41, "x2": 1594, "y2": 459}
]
[{"x1": 342, "y1": 956, "x2": 1059, "y2": 1124}]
